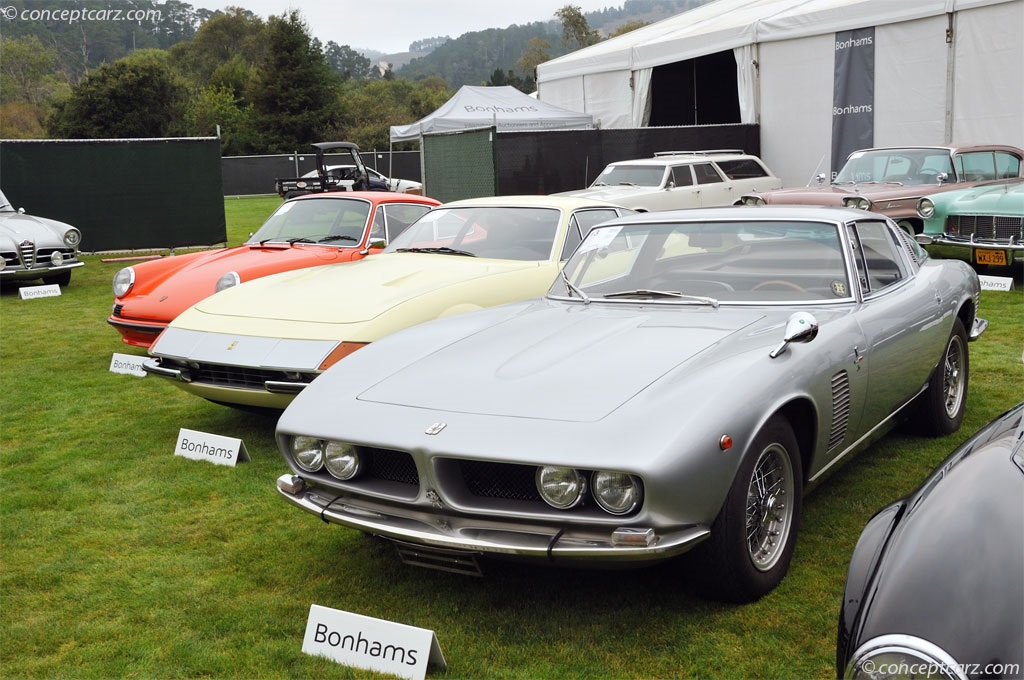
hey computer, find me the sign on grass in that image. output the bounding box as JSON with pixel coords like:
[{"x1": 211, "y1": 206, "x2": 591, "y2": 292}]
[
  {"x1": 174, "y1": 428, "x2": 249, "y2": 467},
  {"x1": 302, "y1": 604, "x2": 446, "y2": 680},
  {"x1": 19, "y1": 284, "x2": 61, "y2": 299},
  {"x1": 109, "y1": 353, "x2": 147, "y2": 377}
]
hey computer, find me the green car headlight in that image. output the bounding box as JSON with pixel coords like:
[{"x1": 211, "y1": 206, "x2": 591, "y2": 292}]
[{"x1": 917, "y1": 198, "x2": 935, "y2": 219}]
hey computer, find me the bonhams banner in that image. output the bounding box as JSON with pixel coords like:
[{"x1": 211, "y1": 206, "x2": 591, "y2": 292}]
[{"x1": 831, "y1": 28, "x2": 875, "y2": 178}]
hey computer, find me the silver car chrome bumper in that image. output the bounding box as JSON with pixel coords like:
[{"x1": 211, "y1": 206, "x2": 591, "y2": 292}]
[{"x1": 277, "y1": 475, "x2": 710, "y2": 563}]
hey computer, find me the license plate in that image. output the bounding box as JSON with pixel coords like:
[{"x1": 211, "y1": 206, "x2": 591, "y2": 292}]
[{"x1": 975, "y1": 249, "x2": 1007, "y2": 266}]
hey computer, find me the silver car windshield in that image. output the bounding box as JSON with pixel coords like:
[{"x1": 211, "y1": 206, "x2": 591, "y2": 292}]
[
  {"x1": 383, "y1": 206, "x2": 560, "y2": 261},
  {"x1": 591, "y1": 164, "x2": 666, "y2": 188},
  {"x1": 834, "y1": 149, "x2": 954, "y2": 185},
  {"x1": 246, "y1": 198, "x2": 372, "y2": 246},
  {"x1": 551, "y1": 219, "x2": 852, "y2": 304},
  {"x1": 0, "y1": 189, "x2": 12, "y2": 212}
]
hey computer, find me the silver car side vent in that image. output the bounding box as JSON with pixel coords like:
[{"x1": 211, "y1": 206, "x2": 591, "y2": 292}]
[
  {"x1": 895, "y1": 228, "x2": 921, "y2": 266},
  {"x1": 828, "y1": 370, "x2": 851, "y2": 451}
]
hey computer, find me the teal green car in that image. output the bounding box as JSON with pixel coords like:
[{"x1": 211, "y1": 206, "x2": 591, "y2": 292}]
[{"x1": 916, "y1": 178, "x2": 1024, "y2": 267}]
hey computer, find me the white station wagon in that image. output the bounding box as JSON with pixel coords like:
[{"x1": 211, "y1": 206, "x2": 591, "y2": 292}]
[{"x1": 556, "y1": 150, "x2": 782, "y2": 212}]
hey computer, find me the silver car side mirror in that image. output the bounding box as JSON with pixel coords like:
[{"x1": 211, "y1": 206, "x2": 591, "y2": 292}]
[{"x1": 770, "y1": 312, "x2": 819, "y2": 358}]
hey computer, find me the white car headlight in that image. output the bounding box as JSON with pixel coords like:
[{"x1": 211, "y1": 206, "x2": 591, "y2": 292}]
[
  {"x1": 843, "y1": 196, "x2": 872, "y2": 210},
  {"x1": 112, "y1": 267, "x2": 135, "y2": 297},
  {"x1": 291, "y1": 436, "x2": 324, "y2": 472},
  {"x1": 63, "y1": 228, "x2": 81, "y2": 248},
  {"x1": 845, "y1": 634, "x2": 966, "y2": 680},
  {"x1": 50, "y1": 251, "x2": 64, "y2": 267},
  {"x1": 741, "y1": 195, "x2": 765, "y2": 206},
  {"x1": 591, "y1": 471, "x2": 641, "y2": 515},
  {"x1": 215, "y1": 271, "x2": 240, "y2": 293},
  {"x1": 324, "y1": 441, "x2": 361, "y2": 480},
  {"x1": 536, "y1": 466, "x2": 585, "y2": 509},
  {"x1": 917, "y1": 198, "x2": 935, "y2": 219}
]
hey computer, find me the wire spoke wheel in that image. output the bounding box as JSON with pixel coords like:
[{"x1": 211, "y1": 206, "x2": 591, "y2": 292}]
[
  {"x1": 941, "y1": 332, "x2": 966, "y2": 420},
  {"x1": 744, "y1": 442, "x2": 795, "y2": 572}
]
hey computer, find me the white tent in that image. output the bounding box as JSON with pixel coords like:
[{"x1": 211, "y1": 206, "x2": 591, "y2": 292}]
[
  {"x1": 389, "y1": 85, "x2": 594, "y2": 143},
  {"x1": 536, "y1": 0, "x2": 1023, "y2": 186}
]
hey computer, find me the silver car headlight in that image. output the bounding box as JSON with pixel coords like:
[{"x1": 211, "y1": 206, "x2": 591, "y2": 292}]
[
  {"x1": 63, "y1": 228, "x2": 81, "y2": 248},
  {"x1": 917, "y1": 198, "x2": 935, "y2": 219},
  {"x1": 50, "y1": 251, "x2": 64, "y2": 267},
  {"x1": 591, "y1": 471, "x2": 642, "y2": 515},
  {"x1": 843, "y1": 196, "x2": 872, "y2": 210},
  {"x1": 536, "y1": 466, "x2": 585, "y2": 509},
  {"x1": 290, "y1": 436, "x2": 324, "y2": 472},
  {"x1": 740, "y1": 195, "x2": 765, "y2": 206},
  {"x1": 215, "y1": 271, "x2": 240, "y2": 293},
  {"x1": 845, "y1": 634, "x2": 966, "y2": 680},
  {"x1": 324, "y1": 441, "x2": 361, "y2": 480},
  {"x1": 112, "y1": 267, "x2": 135, "y2": 297}
]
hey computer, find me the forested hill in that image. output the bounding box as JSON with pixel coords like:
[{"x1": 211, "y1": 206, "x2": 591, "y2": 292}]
[{"x1": 1, "y1": 0, "x2": 707, "y2": 88}]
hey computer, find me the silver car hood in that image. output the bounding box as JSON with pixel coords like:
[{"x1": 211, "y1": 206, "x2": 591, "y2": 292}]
[
  {"x1": 357, "y1": 303, "x2": 776, "y2": 422},
  {"x1": 0, "y1": 212, "x2": 73, "y2": 248}
]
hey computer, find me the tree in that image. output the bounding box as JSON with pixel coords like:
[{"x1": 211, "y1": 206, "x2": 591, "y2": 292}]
[
  {"x1": 330, "y1": 77, "x2": 451, "y2": 150},
  {"x1": 0, "y1": 36, "x2": 68, "y2": 107},
  {"x1": 184, "y1": 84, "x2": 258, "y2": 155},
  {"x1": 169, "y1": 7, "x2": 267, "y2": 85},
  {"x1": 516, "y1": 37, "x2": 551, "y2": 82},
  {"x1": 246, "y1": 10, "x2": 338, "y2": 152},
  {"x1": 324, "y1": 42, "x2": 377, "y2": 80},
  {"x1": 46, "y1": 50, "x2": 189, "y2": 139},
  {"x1": 607, "y1": 19, "x2": 650, "y2": 39},
  {"x1": 555, "y1": 5, "x2": 601, "y2": 49}
]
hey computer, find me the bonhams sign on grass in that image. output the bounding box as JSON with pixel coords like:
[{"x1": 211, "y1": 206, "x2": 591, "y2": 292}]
[
  {"x1": 18, "y1": 284, "x2": 61, "y2": 299},
  {"x1": 174, "y1": 428, "x2": 249, "y2": 467},
  {"x1": 109, "y1": 353, "x2": 147, "y2": 377},
  {"x1": 302, "y1": 604, "x2": 446, "y2": 680}
]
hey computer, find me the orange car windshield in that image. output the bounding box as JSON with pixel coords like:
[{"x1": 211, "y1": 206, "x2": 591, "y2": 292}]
[{"x1": 247, "y1": 198, "x2": 371, "y2": 246}]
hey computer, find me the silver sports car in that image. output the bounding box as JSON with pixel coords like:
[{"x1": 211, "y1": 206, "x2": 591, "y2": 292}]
[{"x1": 275, "y1": 206, "x2": 986, "y2": 602}]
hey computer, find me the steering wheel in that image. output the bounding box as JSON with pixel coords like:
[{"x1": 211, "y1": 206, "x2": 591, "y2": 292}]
[{"x1": 752, "y1": 279, "x2": 806, "y2": 293}]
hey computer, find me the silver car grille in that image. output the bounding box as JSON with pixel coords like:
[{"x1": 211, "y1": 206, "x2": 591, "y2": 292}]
[
  {"x1": 0, "y1": 244, "x2": 77, "y2": 270},
  {"x1": 946, "y1": 214, "x2": 1023, "y2": 242},
  {"x1": 189, "y1": 362, "x2": 316, "y2": 390},
  {"x1": 18, "y1": 241, "x2": 35, "y2": 268}
]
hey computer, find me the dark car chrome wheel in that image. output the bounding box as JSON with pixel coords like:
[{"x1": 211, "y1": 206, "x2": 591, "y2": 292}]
[
  {"x1": 746, "y1": 441, "x2": 796, "y2": 572},
  {"x1": 914, "y1": 318, "x2": 969, "y2": 436},
  {"x1": 697, "y1": 416, "x2": 803, "y2": 602}
]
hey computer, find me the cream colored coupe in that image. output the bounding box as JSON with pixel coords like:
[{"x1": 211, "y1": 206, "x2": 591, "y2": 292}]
[{"x1": 143, "y1": 195, "x2": 633, "y2": 409}]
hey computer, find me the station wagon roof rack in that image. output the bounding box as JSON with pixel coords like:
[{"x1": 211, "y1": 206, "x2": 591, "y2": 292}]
[{"x1": 653, "y1": 149, "x2": 745, "y2": 157}]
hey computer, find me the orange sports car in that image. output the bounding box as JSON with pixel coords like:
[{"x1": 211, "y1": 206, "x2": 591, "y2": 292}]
[{"x1": 108, "y1": 191, "x2": 440, "y2": 348}]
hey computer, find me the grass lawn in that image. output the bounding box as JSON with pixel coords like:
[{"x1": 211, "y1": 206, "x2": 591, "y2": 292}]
[{"x1": 1, "y1": 196, "x2": 1021, "y2": 679}]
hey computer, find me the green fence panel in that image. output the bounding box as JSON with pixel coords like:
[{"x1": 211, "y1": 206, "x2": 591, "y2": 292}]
[
  {"x1": 0, "y1": 138, "x2": 226, "y2": 252},
  {"x1": 422, "y1": 128, "x2": 495, "y2": 202}
]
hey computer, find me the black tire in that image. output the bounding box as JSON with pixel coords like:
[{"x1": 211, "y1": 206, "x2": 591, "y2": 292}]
[
  {"x1": 914, "y1": 317, "x2": 968, "y2": 436},
  {"x1": 696, "y1": 416, "x2": 803, "y2": 603},
  {"x1": 43, "y1": 270, "x2": 71, "y2": 287}
]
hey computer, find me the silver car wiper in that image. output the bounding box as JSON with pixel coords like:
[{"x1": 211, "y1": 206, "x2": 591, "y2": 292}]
[
  {"x1": 559, "y1": 269, "x2": 590, "y2": 304},
  {"x1": 394, "y1": 246, "x2": 476, "y2": 257},
  {"x1": 602, "y1": 289, "x2": 719, "y2": 307}
]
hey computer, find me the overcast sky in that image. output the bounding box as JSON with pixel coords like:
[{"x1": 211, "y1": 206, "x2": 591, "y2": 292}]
[{"x1": 215, "y1": 0, "x2": 617, "y2": 54}]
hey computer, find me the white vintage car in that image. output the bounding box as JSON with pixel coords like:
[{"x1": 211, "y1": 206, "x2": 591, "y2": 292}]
[
  {"x1": 557, "y1": 150, "x2": 782, "y2": 212},
  {"x1": 0, "y1": 189, "x2": 84, "y2": 286}
]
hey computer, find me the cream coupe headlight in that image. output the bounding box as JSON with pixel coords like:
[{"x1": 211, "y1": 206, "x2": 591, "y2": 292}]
[
  {"x1": 324, "y1": 441, "x2": 361, "y2": 480},
  {"x1": 591, "y1": 471, "x2": 642, "y2": 515},
  {"x1": 846, "y1": 634, "x2": 966, "y2": 680},
  {"x1": 917, "y1": 197, "x2": 935, "y2": 219},
  {"x1": 536, "y1": 466, "x2": 585, "y2": 509},
  {"x1": 290, "y1": 436, "x2": 324, "y2": 472},
  {"x1": 843, "y1": 196, "x2": 873, "y2": 210},
  {"x1": 112, "y1": 267, "x2": 135, "y2": 297},
  {"x1": 215, "y1": 271, "x2": 240, "y2": 293}
]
